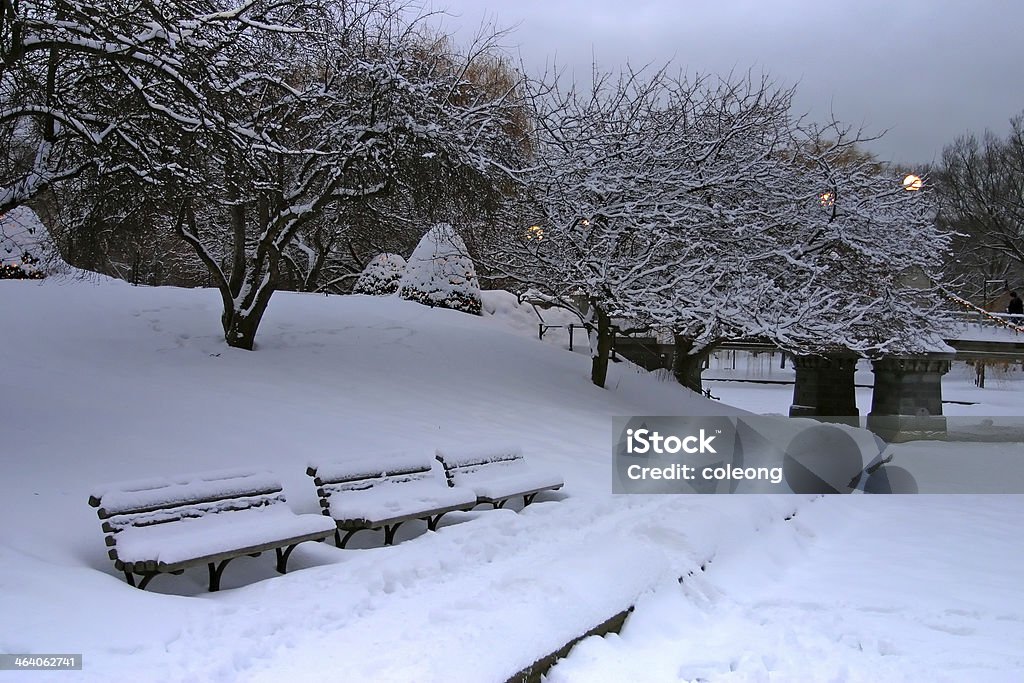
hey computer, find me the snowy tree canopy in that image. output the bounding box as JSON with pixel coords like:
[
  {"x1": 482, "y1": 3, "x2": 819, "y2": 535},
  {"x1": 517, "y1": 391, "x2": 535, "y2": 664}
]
[
  {"x1": 2, "y1": 0, "x2": 521, "y2": 348},
  {"x1": 482, "y1": 65, "x2": 953, "y2": 387},
  {"x1": 353, "y1": 253, "x2": 407, "y2": 296},
  {"x1": 399, "y1": 223, "x2": 482, "y2": 315},
  {"x1": 1, "y1": 0, "x2": 310, "y2": 213}
]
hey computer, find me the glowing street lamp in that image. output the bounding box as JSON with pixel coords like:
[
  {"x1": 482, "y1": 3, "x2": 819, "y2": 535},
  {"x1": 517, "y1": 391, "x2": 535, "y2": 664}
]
[
  {"x1": 526, "y1": 225, "x2": 544, "y2": 241},
  {"x1": 903, "y1": 174, "x2": 923, "y2": 191}
]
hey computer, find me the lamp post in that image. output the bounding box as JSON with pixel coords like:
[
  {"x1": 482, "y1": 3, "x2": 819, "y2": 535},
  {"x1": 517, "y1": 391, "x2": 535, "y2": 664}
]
[
  {"x1": 903, "y1": 174, "x2": 923, "y2": 191},
  {"x1": 984, "y1": 278, "x2": 1007, "y2": 311}
]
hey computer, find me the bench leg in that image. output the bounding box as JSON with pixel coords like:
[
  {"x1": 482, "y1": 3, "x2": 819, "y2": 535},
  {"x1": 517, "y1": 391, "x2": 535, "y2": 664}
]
[
  {"x1": 337, "y1": 529, "x2": 361, "y2": 549},
  {"x1": 383, "y1": 522, "x2": 404, "y2": 546},
  {"x1": 523, "y1": 493, "x2": 538, "y2": 507},
  {"x1": 207, "y1": 559, "x2": 233, "y2": 592},
  {"x1": 426, "y1": 512, "x2": 447, "y2": 531},
  {"x1": 123, "y1": 570, "x2": 158, "y2": 590},
  {"x1": 275, "y1": 544, "x2": 299, "y2": 574},
  {"x1": 493, "y1": 499, "x2": 508, "y2": 510}
]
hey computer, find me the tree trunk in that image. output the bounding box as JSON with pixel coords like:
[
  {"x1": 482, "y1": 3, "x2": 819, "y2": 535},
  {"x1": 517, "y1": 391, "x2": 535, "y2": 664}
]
[
  {"x1": 221, "y1": 292, "x2": 275, "y2": 350},
  {"x1": 672, "y1": 335, "x2": 712, "y2": 394},
  {"x1": 219, "y1": 269, "x2": 277, "y2": 350},
  {"x1": 590, "y1": 304, "x2": 613, "y2": 388},
  {"x1": 223, "y1": 312, "x2": 258, "y2": 350}
]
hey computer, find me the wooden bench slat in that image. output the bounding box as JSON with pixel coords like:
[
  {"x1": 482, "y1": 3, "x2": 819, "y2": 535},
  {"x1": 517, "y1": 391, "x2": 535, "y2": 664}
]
[
  {"x1": 92, "y1": 469, "x2": 284, "y2": 518},
  {"x1": 96, "y1": 486, "x2": 283, "y2": 520},
  {"x1": 434, "y1": 446, "x2": 524, "y2": 470},
  {"x1": 102, "y1": 494, "x2": 284, "y2": 532},
  {"x1": 309, "y1": 454, "x2": 435, "y2": 486}
]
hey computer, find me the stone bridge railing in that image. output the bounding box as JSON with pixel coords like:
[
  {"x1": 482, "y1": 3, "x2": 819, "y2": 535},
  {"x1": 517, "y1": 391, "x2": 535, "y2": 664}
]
[
  {"x1": 611, "y1": 335, "x2": 962, "y2": 442},
  {"x1": 789, "y1": 353, "x2": 954, "y2": 442}
]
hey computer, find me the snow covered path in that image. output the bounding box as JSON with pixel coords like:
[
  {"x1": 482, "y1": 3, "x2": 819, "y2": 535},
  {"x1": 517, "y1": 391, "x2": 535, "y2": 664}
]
[
  {"x1": 236, "y1": 496, "x2": 800, "y2": 683},
  {"x1": 550, "y1": 496, "x2": 1024, "y2": 682},
  {"x1": 2, "y1": 490, "x2": 803, "y2": 682}
]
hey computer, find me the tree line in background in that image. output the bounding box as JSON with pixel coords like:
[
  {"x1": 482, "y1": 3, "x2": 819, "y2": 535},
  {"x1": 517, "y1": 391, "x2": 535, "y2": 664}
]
[
  {"x1": 936, "y1": 112, "x2": 1024, "y2": 299},
  {"x1": 2, "y1": 0, "x2": 968, "y2": 389}
]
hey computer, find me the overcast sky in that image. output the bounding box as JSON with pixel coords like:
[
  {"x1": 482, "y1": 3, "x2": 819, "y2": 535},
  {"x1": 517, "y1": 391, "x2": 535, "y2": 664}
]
[{"x1": 431, "y1": 0, "x2": 1024, "y2": 166}]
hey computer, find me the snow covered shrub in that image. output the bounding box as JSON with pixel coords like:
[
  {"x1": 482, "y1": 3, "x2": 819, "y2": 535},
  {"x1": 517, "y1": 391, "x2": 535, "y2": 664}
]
[
  {"x1": 399, "y1": 223, "x2": 482, "y2": 314},
  {"x1": 353, "y1": 253, "x2": 407, "y2": 295},
  {"x1": 0, "y1": 207, "x2": 64, "y2": 279},
  {"x1": 0, "y1": 252, "x2": 45, "y2": 279}
]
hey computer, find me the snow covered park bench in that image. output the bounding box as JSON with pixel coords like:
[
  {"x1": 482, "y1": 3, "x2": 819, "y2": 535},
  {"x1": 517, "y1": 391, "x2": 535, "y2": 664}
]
[
  {"x1": 435, "y1": 447, "x2": 564, "y2": 509},
  {"x1": 307, "y1": 454, "x2": 478, "y2": 548},
  {"x1": 88, "y1": 469, "x2": 337, "y2": 591}
]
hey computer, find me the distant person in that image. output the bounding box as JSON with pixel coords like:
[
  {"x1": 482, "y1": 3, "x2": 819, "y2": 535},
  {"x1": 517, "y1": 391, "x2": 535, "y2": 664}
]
[{"x1": 1008, "y1": 291, "x2": 1024, "y2": 316}]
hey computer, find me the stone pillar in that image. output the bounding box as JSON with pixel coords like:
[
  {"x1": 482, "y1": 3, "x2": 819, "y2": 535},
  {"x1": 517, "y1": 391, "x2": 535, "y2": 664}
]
[
  {"x1": 867, "y1": 355, "x2": 954, "y2": 442},
  {"x1": 789, "y1": 354, "x2": 860, "y2": 422}
]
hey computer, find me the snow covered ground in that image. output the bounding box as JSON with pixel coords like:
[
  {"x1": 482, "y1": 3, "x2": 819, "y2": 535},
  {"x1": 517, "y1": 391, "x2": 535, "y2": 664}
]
[
  {"x1": 549, "y1": 496, "x2": 1024, "y2": 682},
  {"x1": 1, "y1": 277, "x2": 1022, "y2": 682}
]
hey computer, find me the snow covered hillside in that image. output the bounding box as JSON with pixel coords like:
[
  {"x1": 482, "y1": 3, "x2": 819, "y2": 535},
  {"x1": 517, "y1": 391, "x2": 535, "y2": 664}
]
[{"x1": 1, "y1": 278, "x2": 1022, "y2": 682}]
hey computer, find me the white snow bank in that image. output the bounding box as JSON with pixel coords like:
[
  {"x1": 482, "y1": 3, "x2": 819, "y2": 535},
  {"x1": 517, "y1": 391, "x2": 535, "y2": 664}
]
[
  {"x1": 479, "y1": 289, "x2": 585, "y2": 346},
  {"x1": 548, "y1": 496, "x2": 1024, "y2": 682}
]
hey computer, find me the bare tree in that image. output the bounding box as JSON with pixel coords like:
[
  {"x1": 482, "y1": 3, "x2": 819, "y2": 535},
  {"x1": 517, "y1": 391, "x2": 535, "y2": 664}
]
[
  {"x1": 276, "y1": 46, "x2": 528, "y2": 295},
  {"x1": 487, "y1": 67, "x2": 802, "y2": 388},
  {"x1": 159, "y1": 1, "x2": 518, "y2": 348},
  {"x1": 938, "y1": 113, "x2": 1024, "y2": 299}
]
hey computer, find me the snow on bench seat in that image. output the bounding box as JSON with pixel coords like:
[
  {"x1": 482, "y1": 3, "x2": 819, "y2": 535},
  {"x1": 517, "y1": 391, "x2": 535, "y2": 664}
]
[
  {"x1": 324, "y1": 479, "x2": 477, "y2": 526},
  {"x1": 112, "y1": 504, "x2": 337, "y2": 566},
  {"x1": 308, "y1": 454, "x2": 477, "y2": 548},
  {"x1": 435, "y1": 446, "x2": 564, "y2": 509},
  {"x1": 89, "y1": 468, "x2": 336, "y2": 591}
]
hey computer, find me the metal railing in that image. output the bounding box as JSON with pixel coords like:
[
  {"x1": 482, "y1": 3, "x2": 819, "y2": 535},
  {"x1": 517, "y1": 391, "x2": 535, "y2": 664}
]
[
  {"x1": 949, "y1": 310, "x2": 1024, "y2": 334},
  {"x1": 538, "y1": 323, "x2": 589, "y2": 352}
]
